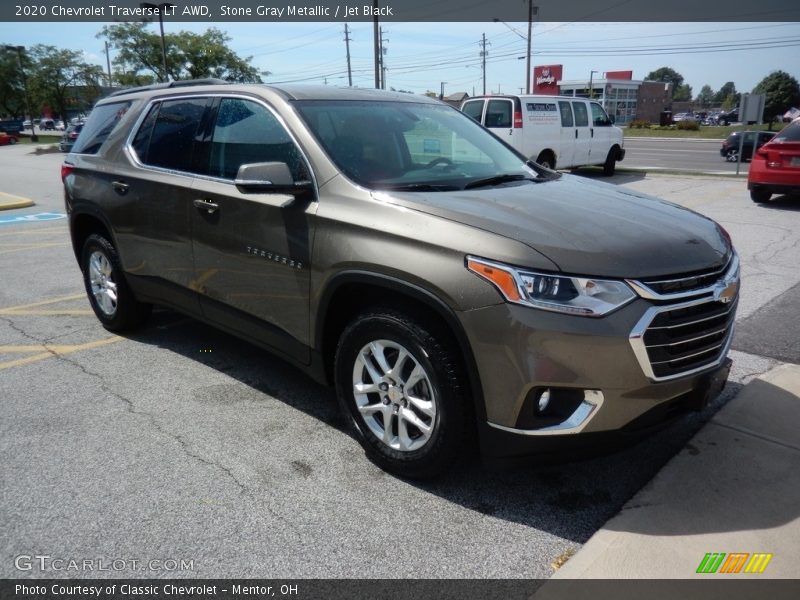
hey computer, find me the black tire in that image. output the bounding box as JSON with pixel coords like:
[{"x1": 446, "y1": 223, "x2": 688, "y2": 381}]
[
  {"x1": 750, "y1": 189, "x2": 771, "y2": 203},
  {"x1": 603, "y1": 148, "x2": 617, "y2": 176},
  {"x1": 334, "y1": 308, "x2": 470, "y2": 479},
  {"x1": 536, "y1": 152, "x2": 556, "y2": 170},
  {"x1": 81, "y1": 234, "x2": 151, "y2": 331},
  {"x1": 725, "y1": 149, "x2": 739, "y2": 162}
]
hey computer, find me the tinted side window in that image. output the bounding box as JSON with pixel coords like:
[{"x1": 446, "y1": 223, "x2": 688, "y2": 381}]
[
  {"x1": 205, "y1": 98, "x2": 309, "y2": 181},
  {"x1": 558, "y1": 101, "x2": 574, "y2": 127},
  {"x1": 590, "y1": 102, "x2": 610, "y2": 126},
  {"x1": 71, "y1": 101, "x2": 132, "y2": 154},
  {"x1": 462, "y1": 100, "x2": 484, "y2": 123},
  {"x1": 775, "y1": 121, "x2": 800, "y2": 142},
  {"x1": 485, "y1": 100, "x2": 512, "y2": 128},
  {"x1": 572, "y1": 101, "x2": 589, "y2": 127},
  {"x1": 141, "y1": 98, "x2": 207, "y2": 172},
  {"x1": 131, "y1": 102, "x2": 160, "y2": 163}
]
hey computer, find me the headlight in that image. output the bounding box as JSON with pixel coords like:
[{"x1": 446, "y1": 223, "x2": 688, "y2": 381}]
[{"x1": 467, "y1": 256, "x2": 636, "y2": 317}]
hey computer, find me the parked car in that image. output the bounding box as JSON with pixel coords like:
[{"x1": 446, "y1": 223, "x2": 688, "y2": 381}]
[
  {"x1": 461, "y1": 94, "x2": 625, "y2": 174},
  {"x1": 59, "y1": 123, "x2": 84, "y2": 152},
  {"x1": 719, "y1": 131, "x2": 775, "y2": 162},
  {"x1": 717, "y1": 109, "x2": 739, "y2": 126},
  {"x1": 747, "y1": 118, "x2": 800, "y2": 203},
  {"x1": 40, "y1": 118, "x2": 57, "y2": 131},
  {"x1": 672, "y1": 112, "x2": 693, "y2": 123},
  {"x1": 61, "y1": 81, "x2": 737, "y2": 478},
  {"x1": 0, "y1": 132, "x2": 19, "y2": 146}
]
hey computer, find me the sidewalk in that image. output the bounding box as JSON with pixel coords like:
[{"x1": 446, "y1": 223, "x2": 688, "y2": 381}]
[{"x1": 551, "y1": 363, "x2": 800, "y2": 579}]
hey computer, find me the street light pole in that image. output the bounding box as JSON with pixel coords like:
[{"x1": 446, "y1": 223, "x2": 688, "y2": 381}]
[
  {"x1": 4, "y1": 45, "x2": 37, "y2": 142},
  {"x1": 588, "y1": 70, "x2": 599, "y2": 99},
  {"x1": 140, "y1": 2, "x2": 175, "y2": 82},
  {"x1": 526, "y1": 2, "x2": 538, "y2": 94}
]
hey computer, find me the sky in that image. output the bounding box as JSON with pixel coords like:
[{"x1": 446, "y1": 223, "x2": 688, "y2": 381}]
[{"x1": 1, "y1": 20, "x2": 798, "y2": 98}]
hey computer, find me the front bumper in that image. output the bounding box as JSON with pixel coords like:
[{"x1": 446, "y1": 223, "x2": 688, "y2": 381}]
[{"x1": 459, "y1": 297, "x2": 735, "y2": 459}]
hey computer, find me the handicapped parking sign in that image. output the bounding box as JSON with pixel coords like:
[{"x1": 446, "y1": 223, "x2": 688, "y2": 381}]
[{"x1": 0, "y1": 212, "x2": 66, "y2": 226}]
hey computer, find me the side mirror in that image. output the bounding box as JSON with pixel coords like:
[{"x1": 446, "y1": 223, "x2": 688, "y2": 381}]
[
  {"x1": 234, "y1": 162, "x2": 313, "y2": 197},
  {"x1": 609, "y1": 115, "x2": 616, "y2": 124}
]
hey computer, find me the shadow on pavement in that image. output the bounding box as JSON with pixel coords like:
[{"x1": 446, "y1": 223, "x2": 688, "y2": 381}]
[{"x1": 123, "y1": 308, "x2": 746, "y2": 543}]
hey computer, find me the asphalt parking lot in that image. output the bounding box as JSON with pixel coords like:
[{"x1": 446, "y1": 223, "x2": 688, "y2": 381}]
[{"x1": 1, "y1": 145, "x2": 798, "y2": 579}]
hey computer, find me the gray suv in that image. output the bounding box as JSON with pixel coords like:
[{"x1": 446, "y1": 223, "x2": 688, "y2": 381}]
[{"x1": 62, "y1": 81, "x2": 738, "y2": 478}]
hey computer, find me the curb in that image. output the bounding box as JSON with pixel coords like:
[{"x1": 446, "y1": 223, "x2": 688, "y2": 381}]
[{"x1": 0, "y1": 193, "x2": 35, "y2": 211}]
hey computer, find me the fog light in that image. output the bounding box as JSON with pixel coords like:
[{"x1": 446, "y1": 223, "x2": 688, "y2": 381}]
[{"x1": 536, "y1": 388, "x2": 551, "y2": 414}]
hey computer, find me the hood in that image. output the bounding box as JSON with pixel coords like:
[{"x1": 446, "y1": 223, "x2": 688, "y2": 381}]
[{"x1": 375, "y1": 175, "x2": 731, "y2": 279}]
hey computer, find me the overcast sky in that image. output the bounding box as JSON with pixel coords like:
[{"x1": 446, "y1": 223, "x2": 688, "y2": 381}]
[{"x1": 1, "y1": 21, "x2": 798, "y2": 97}]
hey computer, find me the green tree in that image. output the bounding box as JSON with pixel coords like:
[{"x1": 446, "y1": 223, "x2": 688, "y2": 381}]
[
  {"x1": 696, "y1": 85, "x2": 715, "y2": 108},
  {"x1": 714, "y1": 81, "x2": 737, "y2": 105},
  {"x1": 753, "y1": 70, "x2": 800, "y2": 129},
  {"x1": 644, "y1": 67, "x2": 685, "y2": 100},
  {"x1": 0, "y1": 46, "x2": 27, "y2": 118},
  {"x1": 28, "y1": 45, "x2": 104, "y2": 120},
  {"x1": 673, "y1": 83, "x2": 693, "y2": 102},
  {"x1": 99, "y1": 24, "x2": 265, "y2": 84}
]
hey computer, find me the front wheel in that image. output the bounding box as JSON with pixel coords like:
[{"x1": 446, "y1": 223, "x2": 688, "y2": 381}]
[
  {"x1": 334, "y1": 308, "x2": 470, "y2": 479},
  {"x1": 81, "y1": 234, "x2": 151, "y2": 331},
  {"x1": 603, "y1": 148, "x2": 618, "y2": 176},
  {"x1": 725, "y1": 149, "x2": 739, "y2": 162}
]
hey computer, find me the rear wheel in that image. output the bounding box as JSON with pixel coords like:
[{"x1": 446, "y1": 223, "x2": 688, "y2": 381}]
[
  {"x1": 334, "y1": 308, "x2": 470, "y2": 479},
  {"x1": 750, "y1": 189, "x2": 771, "y2": 203},
  {"x1": 603, "y1": 147, "x2": 618, "y2": 176},
  {"x1": 536, "y1": 151, "x2": 556, "y2": 170},
  {"x1": 81, "y1": 234, "x2": 151, "y2": 331}
]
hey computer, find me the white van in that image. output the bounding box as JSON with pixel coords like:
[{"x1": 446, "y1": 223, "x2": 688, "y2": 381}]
[{"x1": 461, "y1": 95, "x2": 625, "y2": 175}]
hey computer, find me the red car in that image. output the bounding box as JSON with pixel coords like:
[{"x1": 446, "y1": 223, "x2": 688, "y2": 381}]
[
  {"x1": 748, "y1": 118, "x2": 800, "y2": 203},
  {"x1": 0, "y1": 132, "x2": 19, "y2": 146}
]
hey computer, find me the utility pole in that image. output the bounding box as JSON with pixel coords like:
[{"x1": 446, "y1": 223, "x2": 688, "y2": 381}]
[
  {"x1": 373, "y1": 1, "x2": 380, "y2": 89},
  {"x1": 344, "y1": 24, "x2": 353, "y2": 87},
  {"x1": 480, "y1": 33, "x2": 489, "y2": 96},
  {"x1": 380, "y1": 27, "x2": 388, "y2": 90},
  {"x1": 440, "y1": 81, "x2": 446, "y2": 100},
  {"x1": 104, "y1": 41, "x2": 113, "y2": 88},
  {"x1": 526, "y1": 3, "x2": 538, "y2": 94}
]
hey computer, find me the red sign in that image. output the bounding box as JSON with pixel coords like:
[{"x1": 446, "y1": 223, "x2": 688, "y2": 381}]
[
  {"x1": 533, "y1": 64, "x2": 563, "y2": 95},
  {"x1": 605, "y1": 70, "x2": 633, "y2": 80}
]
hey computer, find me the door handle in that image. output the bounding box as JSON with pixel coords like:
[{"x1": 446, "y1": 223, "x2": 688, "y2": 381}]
[
  {"x1": 193, "y1": 198, "x2": 219, "y2": 214},
  {"x1": 111, "y1": 180, "x2": 129, "y2": 195},
  {"x1": 591, "y1": 128, "x2": 594, "y2": 138},
  {"x1": 575, "y1": 129, "x2": 578, "y2": 139}
]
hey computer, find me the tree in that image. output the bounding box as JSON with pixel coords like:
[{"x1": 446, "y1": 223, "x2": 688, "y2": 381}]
[
  {"x1": 0, "y1": 46, "x2": 27, "y2": 118},
  {"x1": 673, "y1": 83, "x2": 693, "y2": 102},
  {"x1": 99, "y1": 24, "x2": 265, "y2": 84},
  {"x1": 696, "y1": 85, "x2": 715, "y2": 108},
  {"x1": 753, "y1": 70, "x2": 800, "y2": 129},
  {"x1": 28, "y1": 45, "x2": 104, "y2": 120},
  {"x1": 714, "y1": 81, "x2": 737, "y2": 105},
  {"x1": 644, "y1": 67, "x2": 685, "y2": 100}
]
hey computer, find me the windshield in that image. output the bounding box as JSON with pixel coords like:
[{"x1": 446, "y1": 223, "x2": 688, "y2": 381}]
[{"x1": 293, "y1": 100, "x2": 552, "y2": 190}]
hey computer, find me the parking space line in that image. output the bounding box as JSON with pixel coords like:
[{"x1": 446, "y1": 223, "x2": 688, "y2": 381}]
[
  {"x1": 0, "y1": 242, "x2": 71, "y2": 255},
  {"x1": 0, "y1": 293, "x2": 86, "y2": 314},
  {"x1": 0, "y1": 227, "x2": 67, "y2": 236},
  {"x1": 0, "y1": 337, "x2": 122, "y2": 371}
]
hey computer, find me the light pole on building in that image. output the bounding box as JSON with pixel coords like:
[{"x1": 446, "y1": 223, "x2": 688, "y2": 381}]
[
  {"x1": 589, "y1": 70, "x2": 599, "y2": 99},
  {"x1": 4, "y1": 45, "x2": 37, "y2": 142},
  {"x1": 140, "y1": 2, "x2": 175, "y2": 82}
]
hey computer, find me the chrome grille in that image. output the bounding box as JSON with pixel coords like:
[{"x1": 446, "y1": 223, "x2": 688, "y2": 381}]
[
  {"x1": 639, "y1": 256, "x2": 732, "y2": 296},
  {"x1": 642, "y1": 299, "x2": 737, "y2": 379}
]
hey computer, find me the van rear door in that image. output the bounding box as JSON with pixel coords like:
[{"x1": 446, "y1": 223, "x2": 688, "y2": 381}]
[
  {"x1": 571, "y1": 100, "x2": 592, "y2": 166},
  {"x1": 557, "y1": 101, "x2": 576, "y2": 167},
  {"x1": 485, "y1": 98, "x2": 522, "y2": 150}
]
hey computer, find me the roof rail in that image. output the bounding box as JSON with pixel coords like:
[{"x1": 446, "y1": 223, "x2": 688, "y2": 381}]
[{"x1": 107, "y1": 78, "x2": 232, "y2": 98}]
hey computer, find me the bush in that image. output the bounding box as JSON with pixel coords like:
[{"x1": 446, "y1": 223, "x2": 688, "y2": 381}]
[
  {"x1": 676, "y1": 120, "x2": 700, "y2": 130},
  {"x1": 628, "y1": 119, "x2": 651, "y2": 129}
]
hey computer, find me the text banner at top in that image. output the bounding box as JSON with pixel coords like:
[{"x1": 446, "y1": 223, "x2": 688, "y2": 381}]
[{"x1": 2, "y1": 0, "x2": 800, "y2": 22}]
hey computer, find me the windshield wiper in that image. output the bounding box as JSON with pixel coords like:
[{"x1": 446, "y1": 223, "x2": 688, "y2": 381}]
[
  {"x1": 463, "y1": 174, "x2": 536, "y2": 190},
  {"x1": 378, "y1": 183, "x2": 461, "y2": 192}
]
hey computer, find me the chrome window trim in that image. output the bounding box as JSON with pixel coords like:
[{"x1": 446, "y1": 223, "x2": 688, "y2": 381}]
[
  {"x1": 122, "y1": 92, "x2": 320, "y2": 199},
  {"x1": 629, "y1": 295, "x2": 736, "y2": 382},
  {"x1": 488, "y1": 390, "x2": 604, "y2": 436},
  {"x1": 627, "y1": 252, "x2": 739, "y2": 302}
]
